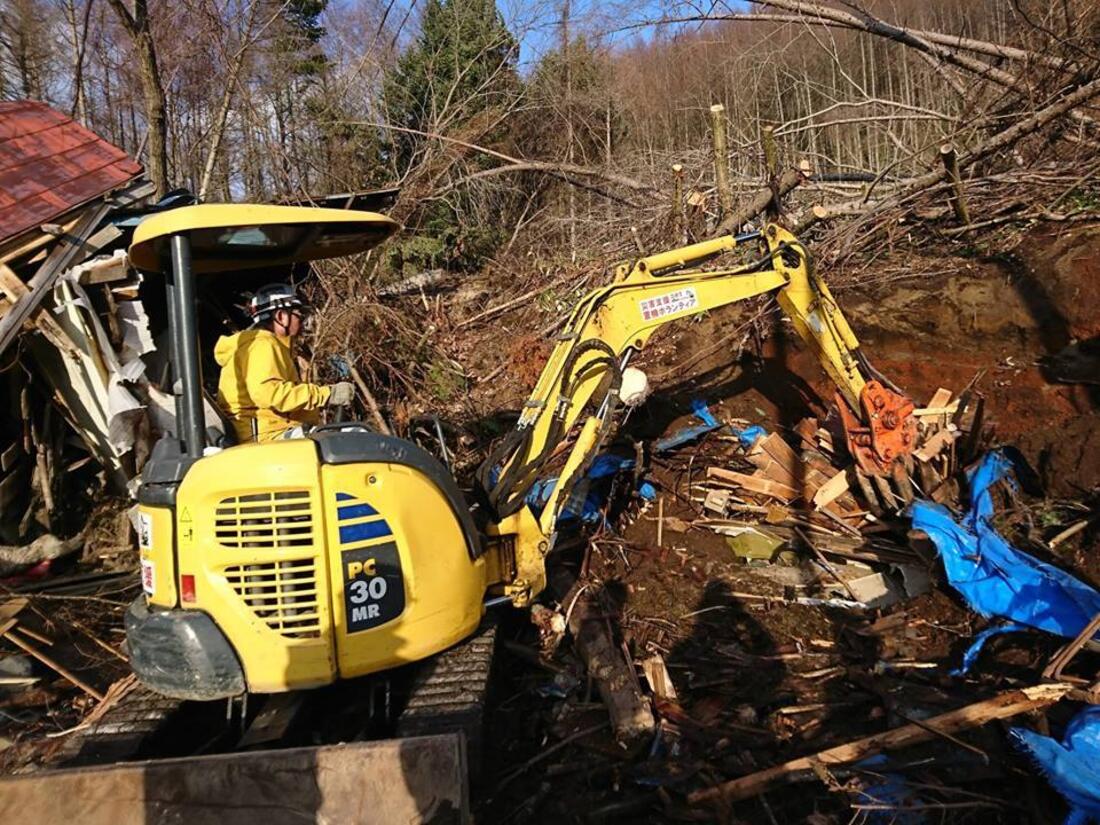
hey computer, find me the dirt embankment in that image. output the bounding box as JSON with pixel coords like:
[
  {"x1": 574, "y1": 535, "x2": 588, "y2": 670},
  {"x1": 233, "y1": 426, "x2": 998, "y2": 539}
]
[{"x1": 840, "y1": 224, "x2": 1100, "y2": 496}]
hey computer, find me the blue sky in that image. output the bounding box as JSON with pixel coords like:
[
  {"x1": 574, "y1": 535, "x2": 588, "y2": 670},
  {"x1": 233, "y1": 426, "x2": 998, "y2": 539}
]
[
  {"x1": 322, "y1": 0, "x2": 745, "y2": 75},
  {"x1": 500, "y1": 0, "x2": 734, "y2": 70}
]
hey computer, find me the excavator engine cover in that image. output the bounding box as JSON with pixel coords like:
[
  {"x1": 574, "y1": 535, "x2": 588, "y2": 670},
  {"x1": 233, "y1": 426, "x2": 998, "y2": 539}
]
[{"x1": 127, "y1": 430, "x2": 489, "y2": 700}]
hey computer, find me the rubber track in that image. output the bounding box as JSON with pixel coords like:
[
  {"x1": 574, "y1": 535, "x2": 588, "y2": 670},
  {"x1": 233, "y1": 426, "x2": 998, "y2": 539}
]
[
  {"x1": 395, "y1": 619, "x2": 497, "y2": 771},
  {"x1": 56, "y1": 686, "x2": 183, "y2": 766}
]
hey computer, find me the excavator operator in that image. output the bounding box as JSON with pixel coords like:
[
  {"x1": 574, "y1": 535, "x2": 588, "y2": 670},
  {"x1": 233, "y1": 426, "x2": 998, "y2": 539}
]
[{"x1": 214, "y1": 282, "x2": 354, "y2": 442}]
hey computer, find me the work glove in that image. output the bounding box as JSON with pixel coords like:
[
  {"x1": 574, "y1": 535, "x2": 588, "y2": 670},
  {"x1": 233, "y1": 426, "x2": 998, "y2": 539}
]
[{"x1": 327, "y1": 382, "x2": 355, "y2": 407}]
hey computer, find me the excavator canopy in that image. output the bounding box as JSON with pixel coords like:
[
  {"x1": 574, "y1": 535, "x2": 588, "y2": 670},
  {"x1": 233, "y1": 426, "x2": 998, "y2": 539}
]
[{"x1": 129, "y1": 204, "x2": 400, "y2": 274}]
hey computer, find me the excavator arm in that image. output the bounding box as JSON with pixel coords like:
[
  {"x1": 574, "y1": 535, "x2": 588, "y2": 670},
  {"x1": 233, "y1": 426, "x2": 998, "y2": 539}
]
[{"x1": 478, "y1": 224, "x2": 916, "y2": 604}]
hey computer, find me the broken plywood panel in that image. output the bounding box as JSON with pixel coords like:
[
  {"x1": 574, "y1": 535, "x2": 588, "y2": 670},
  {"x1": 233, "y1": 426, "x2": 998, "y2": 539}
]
[{"x1": 707, "y1": 467, "x2": 797, "y2": 502}]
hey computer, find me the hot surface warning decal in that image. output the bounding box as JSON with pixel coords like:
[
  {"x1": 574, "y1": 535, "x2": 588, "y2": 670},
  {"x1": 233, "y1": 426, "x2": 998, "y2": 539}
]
[
  {"x1": 639, "y1": 287, "x2": 698, "y2": 322},
  {"x1": 336, "y1": 492, "x2": 405, "y2": 633}
]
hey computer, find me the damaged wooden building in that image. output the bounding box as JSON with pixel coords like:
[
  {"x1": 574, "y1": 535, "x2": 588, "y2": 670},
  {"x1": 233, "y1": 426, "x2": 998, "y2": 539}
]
[{"x1": 0, "y1": 100, "x2": 166, "y2": 562}]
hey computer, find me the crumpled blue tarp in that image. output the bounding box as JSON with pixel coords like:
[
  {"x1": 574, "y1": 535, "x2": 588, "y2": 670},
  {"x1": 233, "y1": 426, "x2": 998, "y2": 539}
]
[
  {"x1": 735, "y1": 424, "x2": 767, "y2": 449},
  {"x1": 527, "y1": 453, "x2": 643, "y2": 525},
  {"x1": 954, "y1": 622, "x2": 1030, "y2": 674},
  {"x1": 910, "y1": 450, "x2": 1100, "y2": 671},
  {"x1": 653, "y1": 399, "x2": 767, "y2": 452},
  {"x1": 654, "y1": 399, "x2": 723, "y2": 452},
  {"x1": 854, "y1": 755, "x2": 927, "y2": 824},
  {"x1": 1011, "y1": 706, "x2": 1100, "y2": 825}
]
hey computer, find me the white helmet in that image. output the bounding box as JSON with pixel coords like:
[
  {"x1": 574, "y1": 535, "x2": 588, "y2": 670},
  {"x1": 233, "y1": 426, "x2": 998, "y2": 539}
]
[{"x1": 248, "y1": 283, "x2": 306, "y2": 325}]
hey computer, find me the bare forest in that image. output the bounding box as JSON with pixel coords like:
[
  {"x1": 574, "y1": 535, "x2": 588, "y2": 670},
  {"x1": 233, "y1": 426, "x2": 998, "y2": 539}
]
[{"x1": 6, "y1": 0, "x2": 1097, "y2": 404}]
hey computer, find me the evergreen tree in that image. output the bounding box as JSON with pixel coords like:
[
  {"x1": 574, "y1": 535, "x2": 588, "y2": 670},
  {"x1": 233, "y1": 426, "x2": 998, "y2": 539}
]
[
  {"x1": 381, "y1": 0, "x2": 521, "y2": 272},
  {"x1": 382, "y1": 0, "x2": 519, "y2": 172}
]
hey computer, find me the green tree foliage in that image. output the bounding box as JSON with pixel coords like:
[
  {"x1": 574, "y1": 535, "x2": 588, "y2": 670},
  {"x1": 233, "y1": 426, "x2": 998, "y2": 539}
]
[
  {"x1": 524, "y1": 35, "x2": 621, "y2": 164},
  {"x1": 381, "y1": 0, "x2": 521, "y2": 272},
  {"x1": 382, "y1": 0, "x2": 519, "y2": 170},
  {"x1": 281, "y1": 0, "x2": 328, "y2": 76}
]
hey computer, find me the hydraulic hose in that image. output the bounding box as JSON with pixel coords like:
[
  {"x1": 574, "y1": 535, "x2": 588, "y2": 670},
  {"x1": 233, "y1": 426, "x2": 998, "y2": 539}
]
[{"x1": 476, "y1": 339, "x2": 623, "y2": 521}]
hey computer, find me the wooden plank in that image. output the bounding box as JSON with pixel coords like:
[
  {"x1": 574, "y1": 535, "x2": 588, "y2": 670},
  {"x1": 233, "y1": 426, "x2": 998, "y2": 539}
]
[
  {"x1": 689, "y1": 684, "x2": 1072, "y2": 805},
  {"x1": 0, "y1": 215, "x2": 82, "y2": 267},
  {"x1": 914, "y1": 404, "x2": 959, "y2": 417},
  {"x1": 757, "y1": 432, "x2": 800, "y2": 473},
  {"x1": 2, "y1": 628, "x2": 104, "y2": 701},
  {"x1": 748, "y1": 436, "x2": 806, "y2": 492},
  {"x1": 749, "y1": 452, "x2": 798, "y2": 488},
  {"x1": 642, "y1": 655, "x2": 678, "y2": 701},
  {"x1": 0, "y1": 597, "x2": 29, "y2": 622},
  {"x1": 812, "y1": 469, "x2": 850, "y2": 511},
  {"x1": 0, "y1": 263, "x2": 29, "y2": 300},
  {"x1": 707, "y1": 467, "x2": 797, "y2": 502},
  {"x1": 915, "y1": 429, "x2": 959, "y2": 463},
  {"x1": 0, "y1": 734, "x2": 469, "y2": 825},
  {"x1": 83, "y1": 224, "x2": 123, "y2": 251},
  {"x1": 0, "y1": 263, "x2": 84, "y2": 358},
  {"x1": 76, "y1": 254, "x2": 129, "y2": 285},
  {"x1": 0, "y1": 441, "x2": 22, "y2": 473},
  {"x1": 927, "y1": 387, "x2": 953, "y2": 409},
  {"x1": 748, "y1": 432, "x2": 838, "y2": 502}
]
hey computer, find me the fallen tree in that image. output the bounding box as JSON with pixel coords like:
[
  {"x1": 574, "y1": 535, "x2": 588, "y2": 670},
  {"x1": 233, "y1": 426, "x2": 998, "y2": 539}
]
[
  {"x1": 688, "y1": 683, "x2": 1074, "y2": 806},
  {"x1": 798, "y1": 73, "x2": 1100, "y2": 234}
]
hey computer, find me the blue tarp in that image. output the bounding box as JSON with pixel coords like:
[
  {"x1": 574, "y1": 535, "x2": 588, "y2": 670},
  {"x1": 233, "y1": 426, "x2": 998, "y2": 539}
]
[
  {"x1": 854, "y1": 755, "x2": 927, "y2": 825},
  {"x1": 1011, "y1": 706, "x2": 1100, "y2": 825},
  {"x1": 654, "y1": 399, "x2": 724, "y2": 452},
  {"x1": 910, "y1": 450, "x2": 1100, "y2": 671},
  {"x1": 527, "y1": 453, "x2": 641, "y2": 526},
  {"x1": 653, "y1": 399, "x2": 766, "y2": 452}
]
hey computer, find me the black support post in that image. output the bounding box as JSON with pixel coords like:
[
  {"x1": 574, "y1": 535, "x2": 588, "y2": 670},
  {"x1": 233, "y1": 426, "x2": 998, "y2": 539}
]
[{"x1": 169, "y1": 234, "x2": 206, "y2": 457}]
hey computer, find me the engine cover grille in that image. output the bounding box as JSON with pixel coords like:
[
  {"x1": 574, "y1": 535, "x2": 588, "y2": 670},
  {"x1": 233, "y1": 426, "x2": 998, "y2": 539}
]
[
  {"x1": 215, "y1": 491, "x2": 321, "y2": 639},
  {"x1": 214, "y1": 490, "x2": 314, "y2": 549},
  {"x1": 223, "y1": 560, "x2": 321, "y2": 638}
]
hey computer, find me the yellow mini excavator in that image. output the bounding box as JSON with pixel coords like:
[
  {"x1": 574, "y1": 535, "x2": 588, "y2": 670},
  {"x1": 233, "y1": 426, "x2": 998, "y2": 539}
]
[{"x1": 125, "y1": 204, "x2": 917, "y2": 700}]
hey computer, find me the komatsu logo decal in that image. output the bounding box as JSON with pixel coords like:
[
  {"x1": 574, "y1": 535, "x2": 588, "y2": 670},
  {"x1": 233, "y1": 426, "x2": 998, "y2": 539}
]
[{"x1": 336, "y1": 492, "x2": 405, "y2": 633}]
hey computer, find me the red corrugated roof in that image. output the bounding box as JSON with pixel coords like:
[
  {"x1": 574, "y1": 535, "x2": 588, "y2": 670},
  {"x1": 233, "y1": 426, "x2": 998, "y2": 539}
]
[{"x1": 0, "y1": 100, "x2": 143, "y2": 246}]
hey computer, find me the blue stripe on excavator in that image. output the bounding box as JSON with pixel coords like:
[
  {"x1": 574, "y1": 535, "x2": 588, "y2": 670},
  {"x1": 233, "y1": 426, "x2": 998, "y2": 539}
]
[
  {"x1": 339, "y1": 519, "x2": 393, "y2": 544},
  {"x1": 337, "y1": 502, "x2": 379, "y2": 520}
]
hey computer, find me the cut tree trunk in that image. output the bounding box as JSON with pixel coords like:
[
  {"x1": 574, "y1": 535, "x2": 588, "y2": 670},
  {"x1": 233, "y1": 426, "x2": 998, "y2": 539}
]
[{"x1": 689, "y1": 683, "x2": 1072, "y2": 805}]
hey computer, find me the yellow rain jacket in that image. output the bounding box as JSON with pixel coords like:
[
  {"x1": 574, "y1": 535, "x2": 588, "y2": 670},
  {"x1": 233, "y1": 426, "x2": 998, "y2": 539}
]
[{"x1": 214, "y1": 329, "x2": 331, "y2": 443}]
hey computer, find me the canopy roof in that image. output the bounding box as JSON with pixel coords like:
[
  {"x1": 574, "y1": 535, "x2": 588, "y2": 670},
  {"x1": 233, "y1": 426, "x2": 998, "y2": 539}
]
[{"x1": 129, "y1": 204, "x2": 400, "y2": 274}]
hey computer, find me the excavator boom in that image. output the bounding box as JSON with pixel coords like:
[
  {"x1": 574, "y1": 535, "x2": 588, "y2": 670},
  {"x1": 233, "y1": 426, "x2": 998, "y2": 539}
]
[{"x1": 478, "y1": 224, "x2": 917, "y2": 602}]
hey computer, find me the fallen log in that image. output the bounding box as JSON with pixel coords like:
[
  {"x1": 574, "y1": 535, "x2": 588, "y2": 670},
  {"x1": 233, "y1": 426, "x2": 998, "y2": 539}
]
[
  {"x1": 566, "y1": 585, "x2": 656, "y2": 748},
  {"x1": 688, "y1": 683, "x2": 1072, "y2": 806},
  {"x1": 713, "y1": 167, "x2": 805, "y2": 237},
  {"x1": 0, "y1": 534, "x2": 83, "y2": 576}
]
